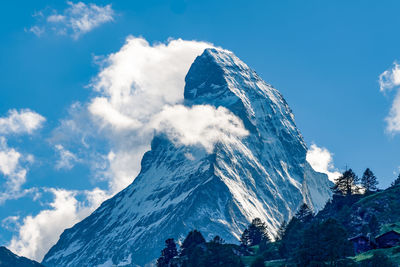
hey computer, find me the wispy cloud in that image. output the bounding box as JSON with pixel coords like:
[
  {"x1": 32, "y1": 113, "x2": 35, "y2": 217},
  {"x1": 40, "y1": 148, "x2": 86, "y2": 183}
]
[
  {"x1": 8, "y1": 187, "x2": 109, "y2": 261},
  {"x1": 0, "y1": 137, "x2": 35, "y2": 204},
  {"x1": 379, "y1": 62, "x2": 400, "y2": 92},
  {"x1": 151, "y1": 105, "x2": 249, "y2": 153},
  {"x1": 306, "y1": 144, "x2": 341, "y2": 182},
  {"x1": 379, "y1": 62, "x2": 400, "y2": 134},
  {"x1": 29, "y1": 1, "x2": 114, "y2": 39},
  {"x1": 0, "y1": 109, "x2": 45, "y2": 203},
  {"x1": 28, "y1": 26, "x2": 45, "y2": 37},
  {"x1": 54, "y1": 144, "x2": 79, "y2": 170},
  {"x1": 0, "y1": 109, "x2": 45, "y2": 135},
  {"x1": 1, "y1": 216, "x2": 21, "y2": 232}
]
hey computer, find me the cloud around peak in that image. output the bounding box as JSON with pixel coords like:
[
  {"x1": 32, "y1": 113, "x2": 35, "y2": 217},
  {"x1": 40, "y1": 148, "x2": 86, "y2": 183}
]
[
  {"x1": 84, "y1": 36, "x2": 215, "y2": 192},
  {"x1": 89, "y1": 36, "x2": 213, "y2": 131},
  {"x1": 151, "y1": 105, "x2": 249, "y2": 153},
  {"x1": 51, "y1": 36, "x2": 248, "y2": 195}
]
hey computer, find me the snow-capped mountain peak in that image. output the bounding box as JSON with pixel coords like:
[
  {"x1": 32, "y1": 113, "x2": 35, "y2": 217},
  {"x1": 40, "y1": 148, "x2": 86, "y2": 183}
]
[{"x1": 42, "y1": 48, "x2": 331, "y2": 267}]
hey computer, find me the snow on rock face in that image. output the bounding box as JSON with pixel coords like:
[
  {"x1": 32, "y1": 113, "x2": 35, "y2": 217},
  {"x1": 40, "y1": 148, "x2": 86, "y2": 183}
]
[{"x1": 42, "y1": 48, "x2": 332, "y2": 267}]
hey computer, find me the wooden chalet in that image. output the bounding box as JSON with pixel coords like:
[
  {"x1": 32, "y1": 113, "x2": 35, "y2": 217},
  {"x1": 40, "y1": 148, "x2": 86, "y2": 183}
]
[
  {"x1": 348, "y1": 234, "x2": 374, "y2": 254},
  {"x1": 376, "y1": 230, "x2": 400, "y2": 248}
]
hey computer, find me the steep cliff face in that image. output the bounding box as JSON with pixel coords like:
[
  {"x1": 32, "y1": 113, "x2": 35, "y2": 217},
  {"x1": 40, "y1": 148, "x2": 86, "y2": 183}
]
[{"x1": 43, "y1": 48, "x2": 331, "y2": 267}]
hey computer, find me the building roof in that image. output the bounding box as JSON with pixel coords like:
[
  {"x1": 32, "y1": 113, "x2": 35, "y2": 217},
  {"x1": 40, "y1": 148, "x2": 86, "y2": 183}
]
[
  {"x1": 376, "y1": 230, "x2": 400, "y2": 240},
  {"x1": 349, "y1": 234, "x2": 369, "y2": 241}
]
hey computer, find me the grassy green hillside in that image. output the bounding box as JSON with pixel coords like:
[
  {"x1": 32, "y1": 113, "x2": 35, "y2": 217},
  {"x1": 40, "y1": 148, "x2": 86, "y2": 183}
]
[
  {"x1": 239, "y1": 186, "x2": 400, "y2": 266},
  {"x1": 317, "y1": 185, "x2": 400, "y2": 237},
  {"x1": 352, "y1": 246, "x2": 400, "y2": 265},
  {"x1": 380, "y1": 222, "x2": 400, "y2": 235},
  {"x1": 355, "y1": 186, "x2": 400, "y2": 222}
]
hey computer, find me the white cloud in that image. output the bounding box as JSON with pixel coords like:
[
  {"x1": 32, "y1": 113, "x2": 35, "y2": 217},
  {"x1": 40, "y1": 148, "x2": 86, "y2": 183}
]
[
  {"x1": 386, "y1": 92, "x2": 400, "y2": 133},
  {"x1": 88, "y1": 97, "x2": 141, "y2": 130},
  {"x1": 0, "y1": 109, "x2": 45, "y2": 135},
  {"x1": 0, "y1": 109, "x2": 44, "y2": 203},
  {"x1": 151, "y1": 105, "x2": 249, "y2": 153},
  {"x1": 89, "y1": 36, "x2": 212, "y2": 131},
  {"x1": 54, "y1": 144, "x2": 79, "y2": 170},
  {"x1": 47, "y1": 14, "x2": 66, "y2": 23},
  {"x1": 379, "y1": 62, "x2": 400, "y2": 134},
  {"x1": 379, "y1": 62, "x2": 400, "y2": 92},
  {"x1": 8, "y1": 187, "x2": 109, "y2": 261},
  {"x1": 0, "y1": 139, "x2": 22, "y2": 177},
  {"x1": 0, "y1": 137, "x2": 34, "y2": 203},
  {"x1": 28, "y1": 26, "x2": 45, "y2": 37},
  {"x1": 306, "y1": 144, "x2": 340, "y2": 182},
  {"x1": 30, "y1": 1, "x2": 114, "y2": 39}
]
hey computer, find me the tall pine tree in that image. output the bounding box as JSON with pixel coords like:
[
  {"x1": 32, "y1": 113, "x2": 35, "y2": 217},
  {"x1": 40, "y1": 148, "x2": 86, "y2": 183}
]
[
  {"x1": 361, "y1": 168, "x2": 378, "y2": 193},
  {"x1": 296, "y1": 218, "x2": 353, "y2": 266},
  {"x1": 180, "y1": 230, "x2": 205, "y2": 256},
  {"x1": 295, "y1": 203, "x2": 314, "y2": 223},
  {"x1": 240, "y1": 229, "x2": 251, "y2": 247},
  {"x1": 241, "y1": 218, "x2": 270, "y2": 247},
  {"x1": 156, "y1": 238, "x2": 178, "y2": 267},
  {"x1": 332, "y1": 169, "x2": 359, "y2": 195},
  {"x1": 391, "y1": 173, "x2": 400, "y2": 187},
  {"x1": 275, "y1": 220, "x2": 287, "y2": 241},
  {"x1": 278, "y1": 217, "x2": 303, "y2": 258}
]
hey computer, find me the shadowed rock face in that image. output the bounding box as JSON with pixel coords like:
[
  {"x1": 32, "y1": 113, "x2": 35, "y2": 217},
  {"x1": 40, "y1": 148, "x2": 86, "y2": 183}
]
[
  {"x1": 43, "y1": 48, "x2": 331, "y2": 267},
  {"x1": 0, "y1": 247, "x2": 44, "y2": 267}
]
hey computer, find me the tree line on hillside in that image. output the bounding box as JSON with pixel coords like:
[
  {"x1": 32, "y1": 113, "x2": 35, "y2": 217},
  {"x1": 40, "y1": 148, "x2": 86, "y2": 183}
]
[
  {"x1": 333, "y1": 167, "x2": 400, "y2": 195},
  {"x1": 157, "y1": 230, "x2": 244, "y2": 267},
  {"x1": 156, "y1": 169, "x2": 400, "y2": 267}
]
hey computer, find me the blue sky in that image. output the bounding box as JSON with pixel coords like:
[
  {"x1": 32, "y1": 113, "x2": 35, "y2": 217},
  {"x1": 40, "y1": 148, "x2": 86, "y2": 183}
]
[{"x1": 1, "y1": 0, "x2": 400, "y2": 261}]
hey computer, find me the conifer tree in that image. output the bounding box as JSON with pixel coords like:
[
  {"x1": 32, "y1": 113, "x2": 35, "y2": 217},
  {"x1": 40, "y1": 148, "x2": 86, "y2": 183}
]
[
  {"x1": 241, "y1": 218, "x2": 270, "y2": 247},
  {"x1": 391, "y1": 173, "x2": 400, "y2": 187},
  {"x1": 332, "y1": 169, "x2": 359, "y2": 195},
  {"x1": 180, "y1": 230, "x2": 205, "y2": 256},
  {"x1": 249, "y1": 218, "x2": 270, "y2": 245},
  {"x1": 211, "y1": 235, "x2": 224, "y2": 244},
  {"x1": 275, "y1": 220, "x2": 287, "y2": 241},
  {"x1": 296, "y1": 218, "x2": 352, "y2": 266},
  {"x1": 295, "y1": 203, "x2": 313, "y2": 223},
  {"x1": 240, "y1": 228, "x2": 251, "y2": 247},
  {"x1": 361, "y1": 168, "x2": 378, "y2": 192},
  {"x1": 156, "y1": 238, "x2": 178, "y2": 267},
  {"x1": 279, "y1": 217, "x2": 303, "y2": 258}
]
